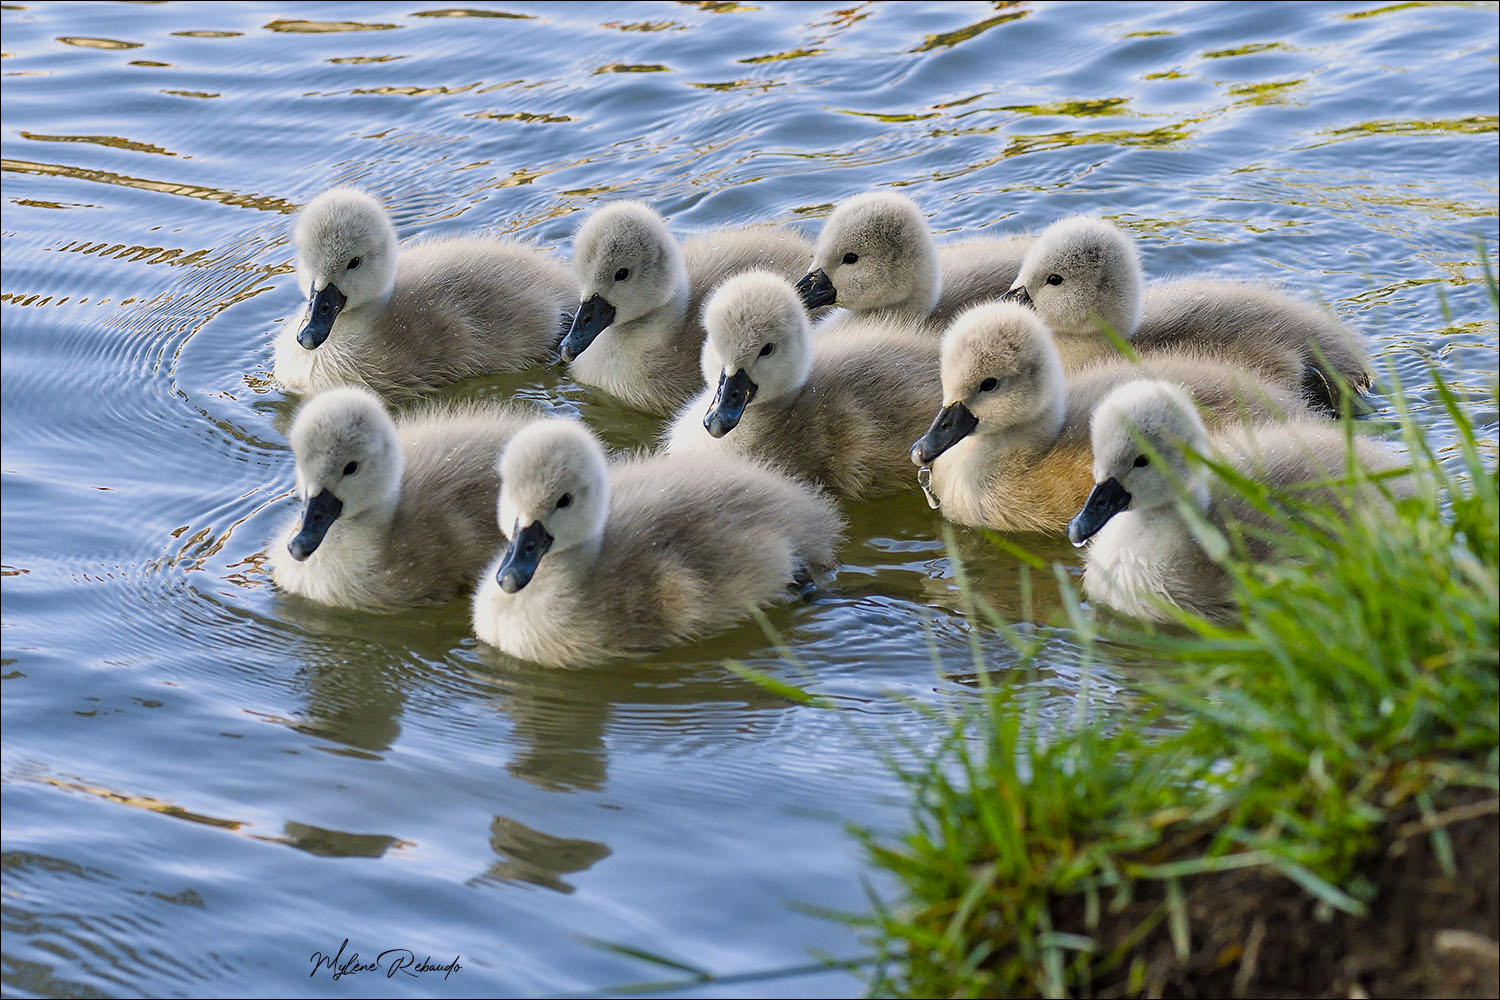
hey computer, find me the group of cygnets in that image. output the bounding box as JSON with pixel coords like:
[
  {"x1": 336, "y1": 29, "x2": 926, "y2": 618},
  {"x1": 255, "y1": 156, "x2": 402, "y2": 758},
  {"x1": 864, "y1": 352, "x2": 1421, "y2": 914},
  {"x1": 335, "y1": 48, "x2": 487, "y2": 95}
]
[{"x1": 266, "y1": 187, "x2": 1406, "y2": 666}]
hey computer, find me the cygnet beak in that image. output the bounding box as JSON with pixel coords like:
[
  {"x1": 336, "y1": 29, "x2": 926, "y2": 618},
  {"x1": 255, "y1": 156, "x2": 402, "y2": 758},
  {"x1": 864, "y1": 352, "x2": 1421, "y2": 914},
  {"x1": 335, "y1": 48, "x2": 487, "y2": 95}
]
[
  {"x1": 559, "y1": 294, "x2": 617, "y2": 362},
  {"x1": 288, "y1": 488, "x2": 344, "y2": 560},
  {"x1": 703, "y1": 368, "x2": 758, "y2": 438},
  {"x1": 910, "y1": 401, "x2": 979, "y2": 466},
  {"x1": 794, "y1": 269, "x2": 836, "y2": 310},
  {"x1": 297, "y1": 283, "x2": 348, "y2": 350},
  {"x1": 1067, "y1": 477, "x2": 1132, "y2": 546},
  {"x1": 496, "y1": 520, "x2": 554, "y2": 593},
  {"x1": 1000, "y1": 285, "x2": 1033, "y2": 308}
]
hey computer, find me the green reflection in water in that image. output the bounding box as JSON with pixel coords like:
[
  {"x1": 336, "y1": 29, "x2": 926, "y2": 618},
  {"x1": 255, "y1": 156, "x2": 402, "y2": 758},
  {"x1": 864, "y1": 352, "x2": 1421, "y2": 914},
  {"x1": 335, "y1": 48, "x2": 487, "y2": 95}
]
[
  {"x1": 603, "y1": 19, "x2": 685, "y2": 32},
  {"x1": 912, "y1": 6, "x2": 1025, "y2": 52},
  {"x1": 1343, "y1": 1, "x2": 1491, "y2": 19},
  {"x1": 999, "y1": 97, "x2": 1133, "y2": 118},
  {"x1": 593, "y1": 62, "x2": 671, "y2": 73},
  {"x1": 1307, "y1": 115, "x2": 1499, "y2": 146},
  {"x1": 263, "y1": 19, "x2": 399, "y2": 33},
  {"x1": 1202, "y1": 41, "x2": 1294, "y2": 58},
  {"x1": 1225, "y1": 78, "x2": 1306, "y2": 105},
  {"x1": 838, "y1": 109, "x2": 940, "y2": 123},
  {"x1": 738, "y1": 47, "x2": 824, "y2": 64}
]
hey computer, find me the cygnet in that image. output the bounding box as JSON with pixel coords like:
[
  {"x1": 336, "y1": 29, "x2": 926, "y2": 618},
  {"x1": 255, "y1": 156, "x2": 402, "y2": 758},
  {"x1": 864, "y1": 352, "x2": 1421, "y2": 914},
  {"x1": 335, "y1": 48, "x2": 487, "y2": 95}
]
[
  {"x1": 271, "y1": 386, "x2": 534, "y2": 611},
  {"x1": 1068, "y1": 379, "x2": 1406, "y2": 622},
  {"x1": 273, "y1": 188, "x2": 576, "y2": 400},
  {"x1": 560, "y1": 201, "x2": 815, "y2": 415},
  {"x1": 666, "y1": 270, "x2": 943, "y2": 500},
  {"x1": 795, "y1": 191, "x2": 1031, "y2": 327},
  {"x1": 471, "y1": 418, "x2": 844, "y2": 667},
  {"x1": 1004, "y1": 215, "x2": 1373, "y2": 411},
  {"x1": 909, "y1": 302, "x2": 1310, "y2": 533}
]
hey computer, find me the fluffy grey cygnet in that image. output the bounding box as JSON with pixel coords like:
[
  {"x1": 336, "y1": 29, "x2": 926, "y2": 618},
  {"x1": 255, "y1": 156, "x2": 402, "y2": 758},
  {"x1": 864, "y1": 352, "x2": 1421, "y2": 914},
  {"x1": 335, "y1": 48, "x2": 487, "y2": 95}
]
[
  {"x1": 560, "y1": 201, "x2": 815, "y2": 416},
  {"x1": 1069, "y1": 380, "x2": 1407, "y2": 623},
  {"x1": 1005, "y1": 215, "x2": 1373, "y2": 411},
  {"x1": 666, "y1": 270, "x2": 943, "y2": 500},
  {"x1": 908, "y1": 302, "x2": 1310, "y2": 534},
  {"x1": 471, "y1": 418, "x2": 843, "y2": 667},
  {"x1": 795, "y1": 191, "x2": 1032, "y2": 328},
  {"x1": 273, "y1": 188, "x2": 576, "y2": 400},
  {"x1": 271, "y1": 386, "x2": 534, "y2": 612}
]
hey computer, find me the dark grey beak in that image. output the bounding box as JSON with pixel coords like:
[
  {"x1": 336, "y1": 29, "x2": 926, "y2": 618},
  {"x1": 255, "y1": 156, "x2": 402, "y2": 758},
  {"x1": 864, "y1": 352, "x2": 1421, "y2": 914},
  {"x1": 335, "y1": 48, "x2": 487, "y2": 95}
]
[
  {"x1": 559, "y1": 294, "x2": 617, "y2": 362},
  {"x1": 1067, "y1": 477, "x2": 1132, "y2": 546},
  {"x1": 703, "y1": 368, "x2": 758, "y2": 438},
  {"x1": 288, "y1": 488, "x2": 344, "y2": 561},
  {"x1": 794, "y1": 268, "x2": 836, "y2": 310},
  {"x1": 910, "y1": 401, "x2": 979, "y2": 466},
  {"x1": 1000, "y1": 285, "x2": 1033, "y2": 308},
  {"x1": 496, "y1": 520, "x2": 554, "y2": 593},
  {"x1": 297, "y1": 283, "x2": 348, "y2": 350}
]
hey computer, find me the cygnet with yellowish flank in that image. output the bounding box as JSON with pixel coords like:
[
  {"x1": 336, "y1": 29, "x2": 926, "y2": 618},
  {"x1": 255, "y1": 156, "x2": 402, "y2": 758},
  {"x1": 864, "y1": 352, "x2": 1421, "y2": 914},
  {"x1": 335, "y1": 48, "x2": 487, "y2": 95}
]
[
  {"x1": 273, "y1": 188, "x2": 576, "y2": 401},
  {"x1": 560, "y1": 201, "x2": 815, "y2": 416},
  {"x1": 666, "y1": 270, "x2": 943, "y2": 500},
  {"x1": 471, "y1": 418, "x2": 843, "y2": 667},
  {"x1": 271, "y1": 386, "x2": 535, "y2": 612},
  {"x1": 1004, "y1": 215, "x2": 1373, "y2": 411},
  {"x1": 795, "y1": 191, "x2": 1032, "y2": 328},
  {"x1": 1067, "y1": 379, "x2": 1408, "y2": 623},
  {"x1": 909, "y1": 301, "x2": 1311, "y2": 534}
]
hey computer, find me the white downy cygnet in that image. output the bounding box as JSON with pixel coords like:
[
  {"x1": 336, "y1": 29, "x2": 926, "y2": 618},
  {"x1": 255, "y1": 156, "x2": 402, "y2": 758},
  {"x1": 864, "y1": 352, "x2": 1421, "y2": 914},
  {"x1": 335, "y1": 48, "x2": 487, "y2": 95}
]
[
  {"x1": 666, "y1": 270, "x2": 943, "y2": 500},
  {"x1": 1004, "y1": 215, "x2": 1373, "y2": 411},
  {"x1": 1068, "y1": 379, "x2": 1407, "y2": 623},
  {"x1": 273, "y1": 188, "x2": 576, "y2": 400},
  {"x1": 795, "y1": 191, "x2": 1032, "y2": 328},
  {"x1": 560, "y1": 201, "x2": 815, "y2": 416},
  {"x1": 271, "y1": 386, "x2": 534, "y2": 612},
  {"x1": 471, "y1": 418, "x2": 843, "y2": 667},
  {"x1": 908, "y1": 302, "x2": 1310, "y2": 533}
]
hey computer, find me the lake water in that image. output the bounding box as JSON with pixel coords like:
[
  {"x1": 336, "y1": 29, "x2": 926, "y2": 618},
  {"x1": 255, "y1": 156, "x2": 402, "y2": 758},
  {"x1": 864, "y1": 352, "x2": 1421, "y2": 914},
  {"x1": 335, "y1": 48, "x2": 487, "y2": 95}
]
[{"x1": 2, "y1": 1, "x2": 1496, "y2": 996}]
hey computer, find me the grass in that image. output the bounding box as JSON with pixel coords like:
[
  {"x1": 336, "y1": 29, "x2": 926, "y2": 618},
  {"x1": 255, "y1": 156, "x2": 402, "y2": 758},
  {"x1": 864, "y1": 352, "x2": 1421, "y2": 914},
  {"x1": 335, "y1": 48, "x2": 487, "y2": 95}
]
[{"x1": 853, "y1": 316, "x2": 1499, "y2": 993}]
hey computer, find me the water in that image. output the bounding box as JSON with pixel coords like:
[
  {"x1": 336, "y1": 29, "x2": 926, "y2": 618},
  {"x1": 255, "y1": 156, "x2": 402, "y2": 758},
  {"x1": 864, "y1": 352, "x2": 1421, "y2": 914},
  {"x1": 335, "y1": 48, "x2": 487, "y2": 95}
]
[{"x1": 2, "y1": 1, "x2": 1496, "y2": 996}]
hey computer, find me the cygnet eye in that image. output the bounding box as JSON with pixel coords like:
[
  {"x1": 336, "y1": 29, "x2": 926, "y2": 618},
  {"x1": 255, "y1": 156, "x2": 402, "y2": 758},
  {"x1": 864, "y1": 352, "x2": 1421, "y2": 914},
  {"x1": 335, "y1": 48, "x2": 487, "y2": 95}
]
[
  {"x1": 556, "y1": 493, "x2": 572, "y2": 509},
  {"x1": 343, "y1": 460, "x2": 358, "y2": 476},
  {"x1": 759, "y1": 342, "x2": 775, "y2": 358},
  {"x1": 842, "y1": 252, "x2": 859, "y2": 265},
  {"x1": 1133, "y1": 455, "x2": 1150, "y2": 468},
  {"x1": 979, "y1": 377, "x2": 998, "y2": 392},
  {"x1": 348, "y1": 257, "x2": 361, "y2": 271},
  {"x1": 1046, "y1": 273, "x2": 1063, "y2": 286},
  {"x1": 614, "y1": 268, "x2": 629, "y2": 282}
]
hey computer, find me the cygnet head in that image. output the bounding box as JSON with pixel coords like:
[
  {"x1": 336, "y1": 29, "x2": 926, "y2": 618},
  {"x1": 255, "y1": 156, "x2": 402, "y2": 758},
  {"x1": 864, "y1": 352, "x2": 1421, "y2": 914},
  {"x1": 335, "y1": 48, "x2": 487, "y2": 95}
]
[
  {"x1": 561, "y1": 201, "x2": 688, "y2": 361},
  {"x1": 796, "y1": 192, "x2": 940, "y2": 316},
  {"x1": 1067, "y1": 380, "x2": 1209, "y2": 545},
  {"x1": 286, "y1": 387, "x2": 403, "y2": 561},
  {"x1": 493, "y1": 419, "x2": 610, "y2": 593},
  {"x1": 910, "y1": 301, "x2": 1065, "y2": 465},
  {"x1": 292, "y1": 189, "x2": 399, "y2": 351},
  {"x1": 698, "y1": 271, "x2": 814, "y2": 438},
  {"x1": 1006, "y1": 215, "x2": 1142, "y2": 340}
]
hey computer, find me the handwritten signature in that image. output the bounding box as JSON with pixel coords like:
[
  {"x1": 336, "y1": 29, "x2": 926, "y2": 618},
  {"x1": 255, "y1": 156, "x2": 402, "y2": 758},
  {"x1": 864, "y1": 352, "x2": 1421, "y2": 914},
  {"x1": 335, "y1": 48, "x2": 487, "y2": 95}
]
[{"x1": 309, "y1": 939, "x2": 462, "y2": 981}]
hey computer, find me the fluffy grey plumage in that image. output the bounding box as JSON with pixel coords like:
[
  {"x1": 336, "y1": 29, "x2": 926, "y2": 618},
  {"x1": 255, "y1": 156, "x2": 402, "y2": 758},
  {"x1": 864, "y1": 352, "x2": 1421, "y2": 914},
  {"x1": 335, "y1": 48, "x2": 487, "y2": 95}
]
[
  {"x1": 273, "y1": 188, "x2": 575, "y2": 401},
  {"x1": 472, "y1": 418, "x2": 844, "y2": 667},
  {"x1": 565, "y1": 201, "x2": 814, "y2": 415},
  {"x1": 1076, "y1": 380, "x2": 1407, "y2": 623},
  {"x1": 271, "y1": 387, "x2": 535, "y2": 612},
  {"x1": 919, "y1": 302, "x2": 1311, "y2": 533},
  {"x1": 666, "y1": 271, "x2": 944, "y2": 500},
  {"x1": 1008, "y1": 215, "x2": 1373, "y2": 409}
]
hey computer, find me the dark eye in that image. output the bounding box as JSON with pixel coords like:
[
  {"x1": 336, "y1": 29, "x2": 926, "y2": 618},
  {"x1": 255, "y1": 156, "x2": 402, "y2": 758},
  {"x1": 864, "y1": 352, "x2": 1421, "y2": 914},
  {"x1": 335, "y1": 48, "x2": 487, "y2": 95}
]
[
  {"x1": 979, "y1": 377, "x2": 998, "y2": 392},
  {"x1": 556, "y1": 493, "x2": 572, "y2": 509},
  {"x1": 1133, "y1": 455, "x2": 1150, "y2": 468},
  {"x1": 614, "y1": 268, "x2": 629, "y2": 282},
  {"x1": 842, "y1": 252, "x2": 858, "y2": 265},
  {"x1": 348, "y1": 257, "x2": 361, "y2": 270},
  {"x1": 343, "y1": 461, "x2": 358, "y2": 476},
  {"x1": 1046, "y1": 273, "x2": 1063, "y2": 286},
  {"x1": 759, "y1": 343, "x2": 775, "y2": 357}
]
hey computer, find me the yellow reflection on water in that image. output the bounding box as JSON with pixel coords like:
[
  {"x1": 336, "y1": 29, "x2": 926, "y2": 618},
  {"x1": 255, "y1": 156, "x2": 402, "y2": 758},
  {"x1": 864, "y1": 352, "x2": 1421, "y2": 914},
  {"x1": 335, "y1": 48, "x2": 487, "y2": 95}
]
[
  {"x1": 264, "y1": 18, "x2": 398, "y2": 33},
  {"x1": 593, "y1": 62, "x2": 671, "y2": 73},
  {"x1": 412, "y1": 7, "x2": 532, "y2": 17},
  {"x1": 56, "y1": 35, "x2": 141, "y2": 49},
  {"x1": 1, "y1": 157, "x2": 299, "y2": 212},
  {"x1": 22, "y1": 131, "x2": 178, "y2": 157},
  {"x1": 738, "y1": 47, "x2": 824, "y2": 64},
  {"x1": 912, "y1": 6, "x2": 1025, "y2": 52}
]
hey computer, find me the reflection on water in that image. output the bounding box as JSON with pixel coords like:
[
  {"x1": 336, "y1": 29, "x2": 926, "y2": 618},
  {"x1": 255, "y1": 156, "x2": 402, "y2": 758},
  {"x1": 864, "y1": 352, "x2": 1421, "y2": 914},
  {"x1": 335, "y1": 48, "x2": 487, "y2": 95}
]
[{"x1": 1, "y1": 0, "x2": 1496, "y2": 996}]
